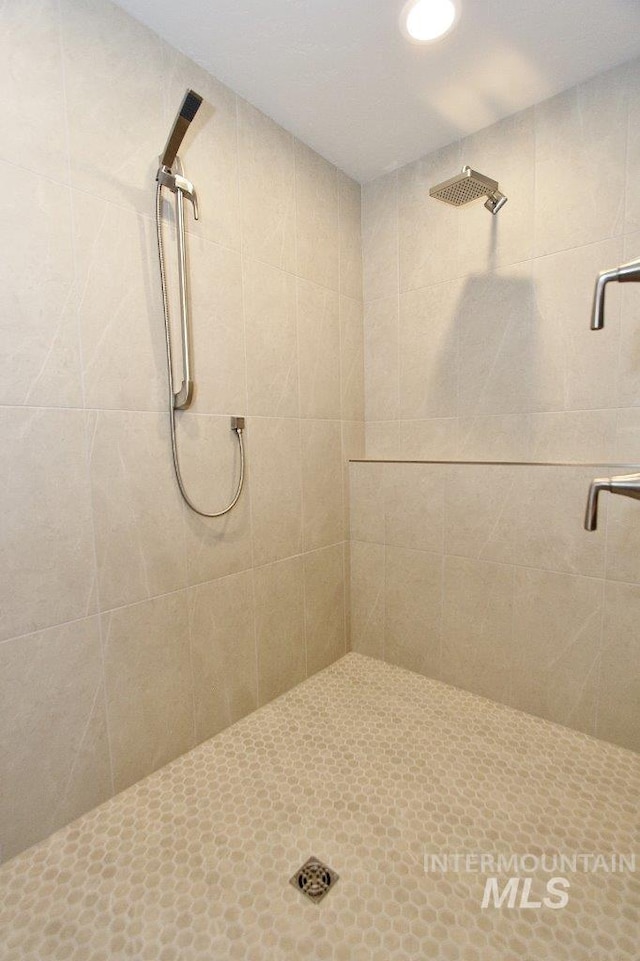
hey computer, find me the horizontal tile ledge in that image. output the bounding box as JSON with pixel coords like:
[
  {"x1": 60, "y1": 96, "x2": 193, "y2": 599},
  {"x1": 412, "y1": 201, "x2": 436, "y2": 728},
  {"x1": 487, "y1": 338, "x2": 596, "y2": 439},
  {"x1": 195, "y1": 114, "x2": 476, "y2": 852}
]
[{"x1": 350, "y1": 459, "x2": 640, "y2": 468}]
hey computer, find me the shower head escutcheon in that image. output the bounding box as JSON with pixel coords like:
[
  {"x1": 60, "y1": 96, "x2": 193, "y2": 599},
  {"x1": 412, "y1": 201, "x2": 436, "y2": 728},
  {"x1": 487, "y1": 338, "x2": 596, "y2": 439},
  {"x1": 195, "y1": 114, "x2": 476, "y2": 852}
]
[
  {"x1": 429, "y1": 166, "x2": 507, "y2": 215},
  {"x1": 160, "y1": 88, "x2": 203, "y2": 170}
]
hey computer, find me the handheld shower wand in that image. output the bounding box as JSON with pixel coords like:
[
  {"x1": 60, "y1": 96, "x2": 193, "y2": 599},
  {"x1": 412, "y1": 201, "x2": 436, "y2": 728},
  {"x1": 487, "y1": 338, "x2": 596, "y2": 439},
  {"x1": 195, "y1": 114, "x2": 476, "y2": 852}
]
[
  {"x1": 591, "y1": 257, "x2": 640, "y2": 330},
  {"x1": 160, "y1": 89, "x2": 203, "y2": 170},
  {"x1": 155, "y1": 90, "x2": 246, "y2": 518}
]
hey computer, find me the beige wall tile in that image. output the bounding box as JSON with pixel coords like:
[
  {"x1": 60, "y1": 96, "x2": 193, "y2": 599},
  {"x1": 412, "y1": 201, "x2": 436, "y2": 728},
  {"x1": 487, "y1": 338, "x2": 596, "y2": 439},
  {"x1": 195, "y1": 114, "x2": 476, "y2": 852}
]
[
  {"x1": 605, "y1": 493, "x2": 640, "y2": 585},
  {"x1": 237, "y1": 99, "x2": 296, "y2": 273},
  {"x1": 188, "y1": 571, "x2": 257, "y2": 743},
  {"x1": 457, "y1": 263, "x2": 538, "y2": 416},
  {"x1": 89, "y1": 410, "x2": 187, "y2": 611},
  {"x1": 244, "y1": 259, "x2": 299, "y2": 417},
  {"x1": 385, "y1": 546, "x2": 442, "y2": 676},
  {"x1": 362, "y1": 171, "x2": 398, "y2": 303},
  {"x1": 0, "y1": 165, "x2": 80, "y2": 408},
  {"x1": 364, "y1": 297, "x2": 399, "y2": 422},
  {"x1": 340, "y1": 296, "x2": 365, "y2": 421},
  {"x1": 617, "y1": 230, "x2": 640, "y2": 408},
  {"x1": 534, "y1": 65, "x2": 627, "y2": 257},
  {"x1": 350, "y1": 541, "x2": 385, "y2": 658},
  {"x1": 338, "y1": 172, "x2": 363, "y2": 301},
  {"x1": 341, "y1": 420, "x2": 365, "y2": 537},
  {"x1": 177, "y1": 414, "x2": 253, "y2": 585},
  {"x1": 365, "y1": 421, "x2": 404, "y2": 459},
  {"x1": 248, "y1": 417, "x2": 303, "y2": 566},
  {"x1": 297, "y1": 279, "x2": 341, "y2": 419},
  {"x1": 254, "y1": 556, "x2": 305, "y2": 705},
  {"x1": 598, "y1": 580, "x2": 640, "y2": 752},
  {"x1": 349, "y1": 461, "x2": 386, "y2": 543},
  {"x1": 457, "y1": 108, "x2": 534, "y2": 274},
  {"x1": 0, "y1": 408, "x2": 97, "y2": 642},
  {"x1": 0, "y1": 618, "x2": 111, "y2": 861},
  {"x1": 625, "y1": 60, "x2": 640, "y2": 233},
  {"x1": 614, "y1": 406, "x2": 640, "y2": 462},
  {"x1": 444, "y1": 465, "x2": 518, "y2": 564},
  {"x1": 0, "y1": 0, "x2": 67, "y2": 182},
  {"x1": 398, "y1": 142, "x2": 460, "y2": 292},
  {"x1": 441, "y1": 557, "x2": 514, "y2": 703},
  {"x1": 186, "y1": 236, "x2": 246, "y2": 415},
  {"x1": 399, "y1": 281, "x2": 459, "y2": 419},
  {"x1": 73, "y1": 192, "x2": 165, "y2": 412},
  {"x1": 103, "y1": 591, "x2": 194, "y2": 792},
  {"x1": 61, "y1": 0, "x2": 165, "y2": 210},
  {"x1": 163, "y1": 51, "x2": 240, "y2": 251},
  {"x1": 399, "y1": 418, "x2": 459, "y2": 459},
  {"x1": 304, "y1": 544, "x2": 346, "y2": 675},
  {"x1": 532, "y1": 238, "x2": 623, "y2": 412},
  {"x1": 295, "y1": 140, "x2": 339, "y2": 291},
  {"x1": 511, "y1": 568, "x2": 603, "y2": 735},
  {"x1": 385, "y1": 463, "x2": 445, "y2": 553},
  {"x1": 302, "y1": 420, "x2": 344, "y2": 552}
]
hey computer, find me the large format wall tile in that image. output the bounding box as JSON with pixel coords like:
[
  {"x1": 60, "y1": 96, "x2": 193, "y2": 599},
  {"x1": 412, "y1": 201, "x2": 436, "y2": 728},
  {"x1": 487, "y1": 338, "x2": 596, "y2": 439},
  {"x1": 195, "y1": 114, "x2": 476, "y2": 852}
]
[
  {"x1": 0, "y1": 617, "x2": 111, "y2": 861},
  {"x1": 185, "y1": 236, "x2": 246, "y2": 415},
  {"x1": 384, "y1": 546, "x2": 442, "y2": 676},
  {"x1": 511, "y1": 568, "x2": 603, "y2": 736},
  {"x1": 532, "y1": 238, "x2": 623, "y2": 412},
  {"x1": 339, "y1": 296, "x2": 365, "y2": 421},
  {"x1": 362, "y1": 171, "x2": 398, "y2": 303},
  {"x1": 188, "y1": 571, "x2": 257, "y2": 743},
  {"x1": 254, "y1": 556, "x2": 305, "y2": 705},
  {"x1": 338, "y1": 172, "x2": 363, "y2": 301},
  {"x1": 303, "y1": 544, "x2": 346, "y2": 675},
  {"x1": 248, "y1": 417, "x2": 303, "y2": 566},
  {"x1": 384, "y1": 463, "x2": 444, "y2": 553},
  {"x1": 73, "y1": 192, "x2": 165, "y2": 412},
  {"x1": 297, "y1": 279, "x2": 341, "y2": 419},
  {"x1": 364, "y1": 297, "x2": 399, "y2": 422},
  {"x1": 617, "y1": 230, "x2": 640, "y2": 408},
  {"x1": 598, "y1": 580, "x2": 640, "y2": 752},
  {"x1": 457, "y1": 263, "x2": 538, "y2": 416},
  {"x1": 244, "y1": 259, "x2": 299, "y2": 418},
  {"x1": 295, "y1": 140, "x2": 339, "y2": 292},
  {"x1": 398, "y1": 141, "x2": 460, "y2": 292},
  {"x1": 350, "y1": 541, "x2": 385, "y2": 658},
  {"x1": 237, "y1": 99, "x2": 296, "y2": 273},
  {"x1": 441, "y1": 556, "x2": 514, "y2": 704},
  {"x1": 0, "y1": 408, "x2": 97, "y2": 641},
  {"x1": 0, "y1": 164, "x2": 80, "y2": 408},
  {"x1": 534, "y1": 64, "x2": 627, "y2": 257},
  {"x1": 178, "y1": 414, "x2": 253, "y2": 585},
  {"x1": 89, "y1": 410, "x2": 187, "y2": 611},
  {"x1": 0, "y1": 0, "x2": 67, "y2": 182},
  {"x1": 398, "y1": 281, "x2": 459, "y2": 419},
  {"x1": 60, "y1": 0, "x2": 165, "y2": 210},
  {"x1": 103, "y1": 591, "x2": 194, "y2": 792},
  {"x1": 302, "y1": 420, "x2": 344, "y2": 552}
]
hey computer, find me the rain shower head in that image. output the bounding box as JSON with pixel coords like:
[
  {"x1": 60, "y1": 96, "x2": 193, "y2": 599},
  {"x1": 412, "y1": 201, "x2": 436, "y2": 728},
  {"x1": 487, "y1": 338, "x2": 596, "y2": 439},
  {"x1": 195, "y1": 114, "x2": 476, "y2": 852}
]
[
  {"x1": 429, "y1": 166, "x2": 508, "y2": 215},
  {"x1": 160, "y1": 89, "x2": 203, "y2": 169}
]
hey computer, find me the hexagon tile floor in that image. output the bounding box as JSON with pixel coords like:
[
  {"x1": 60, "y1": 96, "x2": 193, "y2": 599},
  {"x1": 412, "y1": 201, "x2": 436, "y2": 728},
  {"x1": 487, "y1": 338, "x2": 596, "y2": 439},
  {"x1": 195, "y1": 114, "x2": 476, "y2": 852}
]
[{"x1": 1, "y1": 654, "x2": 638, "y2": 960}]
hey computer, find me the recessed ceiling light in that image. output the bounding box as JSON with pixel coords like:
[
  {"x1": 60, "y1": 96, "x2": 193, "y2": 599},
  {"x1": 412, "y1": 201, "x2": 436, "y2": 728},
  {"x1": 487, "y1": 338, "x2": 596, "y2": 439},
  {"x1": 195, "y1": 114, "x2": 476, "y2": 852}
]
[{"x1": 401, "y1": 0, "x2": 459, "y2": 43}]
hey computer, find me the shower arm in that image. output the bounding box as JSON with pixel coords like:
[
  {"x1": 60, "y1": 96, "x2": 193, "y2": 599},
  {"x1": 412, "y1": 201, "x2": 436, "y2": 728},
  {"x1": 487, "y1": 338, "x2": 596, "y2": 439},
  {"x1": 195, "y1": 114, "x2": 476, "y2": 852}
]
[{"x1": 156, "y1": 165, "x2": 199, "y2": 410}]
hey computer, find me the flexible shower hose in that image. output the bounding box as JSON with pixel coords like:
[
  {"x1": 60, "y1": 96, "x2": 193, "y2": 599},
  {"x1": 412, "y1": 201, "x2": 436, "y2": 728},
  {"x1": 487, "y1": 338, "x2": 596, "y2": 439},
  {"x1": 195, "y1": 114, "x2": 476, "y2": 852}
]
[{"x1": 155, "y1": 182, "x2": 245, "y2": 517}]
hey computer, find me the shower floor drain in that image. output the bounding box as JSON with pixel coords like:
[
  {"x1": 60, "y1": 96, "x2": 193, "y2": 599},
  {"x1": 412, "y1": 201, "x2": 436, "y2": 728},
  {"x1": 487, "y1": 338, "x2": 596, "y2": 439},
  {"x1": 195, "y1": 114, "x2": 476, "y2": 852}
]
[{"x1": 290, "y1": 857, "x2": 339, "y2": 904}]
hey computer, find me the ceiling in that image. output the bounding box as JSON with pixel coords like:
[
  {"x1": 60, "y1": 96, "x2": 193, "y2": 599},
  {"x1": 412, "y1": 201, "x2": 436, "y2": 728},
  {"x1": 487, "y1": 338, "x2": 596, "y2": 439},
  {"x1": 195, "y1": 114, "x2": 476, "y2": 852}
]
[{"x1": 114, "y1": 0, "x2": 640, "y2": 182}]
